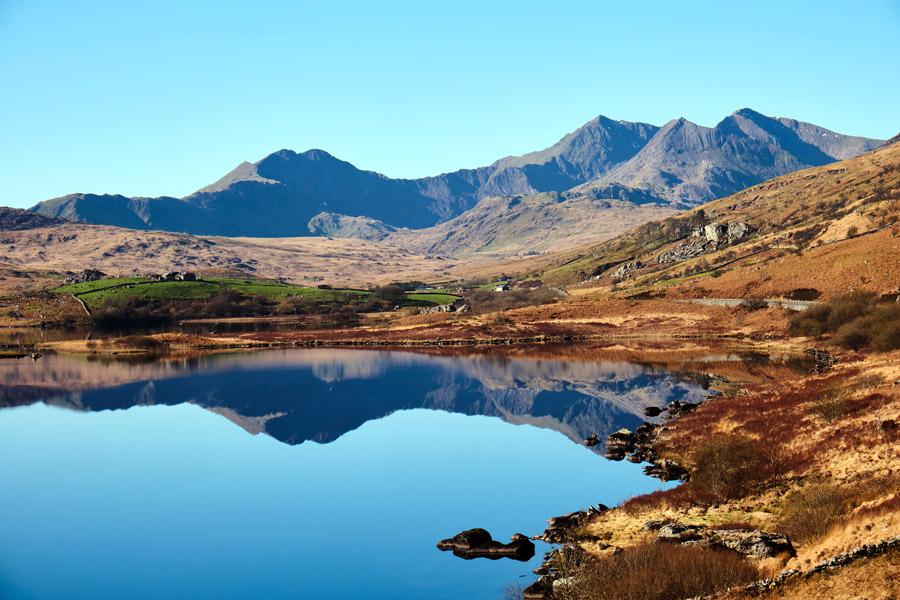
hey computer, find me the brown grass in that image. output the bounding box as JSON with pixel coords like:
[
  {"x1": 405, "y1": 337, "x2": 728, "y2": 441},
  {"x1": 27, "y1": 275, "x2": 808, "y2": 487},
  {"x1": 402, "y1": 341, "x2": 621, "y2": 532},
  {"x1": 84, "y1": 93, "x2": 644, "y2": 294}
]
[
  {"x1": 722, "y1": 547, "x2": 900, "y2": 600},
  {"x1": 619, "y1": 484, "x2": 719, "y2": 515},
  {"x1": 691, "y1": 434, "x2": 766, "y2": 499},
  {"x1": 574, "y1": 543, "x2": 761, "y2": 600},
  {"x1": 0, "y1": 224, "x2": 464, "y2": 288}
]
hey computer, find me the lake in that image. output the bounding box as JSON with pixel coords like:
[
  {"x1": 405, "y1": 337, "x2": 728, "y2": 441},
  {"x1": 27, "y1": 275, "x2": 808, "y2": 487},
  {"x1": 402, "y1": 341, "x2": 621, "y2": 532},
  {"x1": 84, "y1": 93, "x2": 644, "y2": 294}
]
[{"x1": 0, "y1": 348, "x2": 708, "y2": 599}]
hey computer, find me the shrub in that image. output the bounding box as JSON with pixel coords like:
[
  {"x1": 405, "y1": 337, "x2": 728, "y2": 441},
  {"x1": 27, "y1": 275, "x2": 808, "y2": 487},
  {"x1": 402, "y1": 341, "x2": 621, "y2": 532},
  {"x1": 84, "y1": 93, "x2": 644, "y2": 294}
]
[
  {"x1": 372, "y1": 285, "x2": 407, "y2": 305},
  {"x1": 788, "y1": 292, "x2": 881, "y2": 342},
  {"x1": 499, "y1": 582, "x2": 526, "y2": 600},
  {"x1": 575, "y1": 543, "x2": 760, "y2": 600},
  {"x1": 465, "y1": 287, "x2": 559, "y2": 314},
  {"x1": 813, "y1": 386, "x2": 849, "y2": 423},
  {"x1": 739, "y1": 298, "x2": 769, "y2": 311},
  {"x1": 855, "y1": 373, "x2": 886, "y2": 390},
  {"x1": 779, "y1": 484, "x2": 847, "y2": 544},
  {"x1": 691, "y1": 434, "x2": 765, "y2": 499},
  {"x1": 833, "y1": 321, "x2": 872, "y2": 351},
  {"x1": 873, "y1": 320, "x2": 900, "y2": 352},
  {"x1": 826, "y1": 294, "x2": 875, "y2": 332},
  {"x1": 789, "y1": 303, "x2": 832, "y2": 337}
]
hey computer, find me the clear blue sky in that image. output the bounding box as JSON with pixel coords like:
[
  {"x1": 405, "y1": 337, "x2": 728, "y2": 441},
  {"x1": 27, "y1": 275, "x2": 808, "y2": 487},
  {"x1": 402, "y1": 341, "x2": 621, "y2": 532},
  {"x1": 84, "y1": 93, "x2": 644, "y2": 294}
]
[{"x1": 1, "y1": 0, "x2": 898, "y2": 209}]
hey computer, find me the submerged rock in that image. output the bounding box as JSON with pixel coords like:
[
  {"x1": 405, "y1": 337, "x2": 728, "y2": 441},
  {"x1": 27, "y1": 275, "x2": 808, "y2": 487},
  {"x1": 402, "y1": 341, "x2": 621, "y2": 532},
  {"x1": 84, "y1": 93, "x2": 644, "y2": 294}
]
[
  {"x1": 436, "y1": 528, "x2": 534, "y2": 561},
  {"x1": 643, "y1": 458, "x2": 689, "y2": 482},
  {"x1": 643, "y1": 406, "x2": 664, "y2": 417},
  {"x1": 605, "y1": 428, "x2": 637, "y2": 460},
  {"x1": 538, "y1": 510, "x2": 592, "y2": 544},
  {"x1": 436, "y1": 528, "x2": 491, "y2": 551}
]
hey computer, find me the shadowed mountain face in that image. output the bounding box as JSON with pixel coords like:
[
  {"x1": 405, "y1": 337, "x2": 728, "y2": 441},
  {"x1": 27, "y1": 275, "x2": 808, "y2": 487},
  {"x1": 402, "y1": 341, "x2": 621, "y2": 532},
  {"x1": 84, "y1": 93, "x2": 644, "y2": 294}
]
[
  {"x1": 0, "y1": 350, "x2": 710, "y2": 451},
  {"x1": 30, "y1": 110, "x2": 882, "y2": 239}
]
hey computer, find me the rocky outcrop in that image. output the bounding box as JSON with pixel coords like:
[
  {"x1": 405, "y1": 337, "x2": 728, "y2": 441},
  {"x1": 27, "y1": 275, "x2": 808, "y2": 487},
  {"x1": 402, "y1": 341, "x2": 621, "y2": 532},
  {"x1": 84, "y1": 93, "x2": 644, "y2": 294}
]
[
  {"x1": 537, "y1": 505, "x2": 608, "y2": 544},
  {"x1": 657, "y1": 523, "x2": 795, "y2": 558},
  {"x1": 727, "y1": 221, "x2": 752, "y2": 242},
  {"x1": 614, "y1": 261, "x2": 645, "y2": 278},
  {"x1": 688, "y1": 536, "x2": 900, "y2": 599},
  {"x1": 704, "y1": 222, "x2": 726, "y2": 242},
  {"x1": 605, "y1": 405, "x2": 701, "y2": 478},
  {"x1": 642, "y1": 519, "x2": 669, "y2": 532},
  {"x1": 605, "y1": 421, "x2": 660, "y2": 462},
  {"x1": 655, "y1": 236, "x2": 712, "y2": 264},
  {"x1": 604, "y1": 428, "x2": 637, "y2": 460},
  {"x1": 655, "y1": 221, "x2": 753, "y2": 264},
  {"x1": 64, "y1": 268, "x2": 106, "y2": 284},
  {"x1": 524, "y1": 546, "x2": 590, "y2": 600},
  {"x1": 419, "y1": 299, "x2": 469, "y2": 314},
  {"x1": 666, "y1": 400, "x2": 700, "y2": 419},
  {"x1": 436, "y1": 528, "x2": 535, "y2": 561},
  {"x1": 805, "y1": 348, "x2": 838, "y2": 373}
]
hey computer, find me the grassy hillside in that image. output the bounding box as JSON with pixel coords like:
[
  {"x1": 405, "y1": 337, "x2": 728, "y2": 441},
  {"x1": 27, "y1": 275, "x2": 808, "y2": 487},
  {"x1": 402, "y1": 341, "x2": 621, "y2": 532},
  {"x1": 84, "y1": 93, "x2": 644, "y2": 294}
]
[
  {"x1": 51, "y1": 276, "x2": 459, "y2": 310},
  {"x1": 0, "y1": 225, "x2": 461, "y2": 288},
  {"x1": 543, "y1": 141, "x2": 900, "y2": 296}
]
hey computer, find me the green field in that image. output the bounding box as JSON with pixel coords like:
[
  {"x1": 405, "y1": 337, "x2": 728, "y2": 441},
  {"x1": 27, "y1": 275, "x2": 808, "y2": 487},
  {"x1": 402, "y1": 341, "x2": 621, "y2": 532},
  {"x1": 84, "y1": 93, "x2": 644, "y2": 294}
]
[
  {"x1": 203, "y1": 278, "x2": 369, "y2": 301},
  {"x1": 78, "y1": 281, "x2": 223, "y2": 305},
  {"x1": 51, "y1": 277, "x2": 150, "y2": 294},
  {"x1": 474, "y1": 281, "x2": 509, "y2": 290},
  {"x1": 53, "y1": 277, "x2": 453, "y2": 309},
  {"x1": 404, "y1": 292, "x2": 461, "y2": 305}
]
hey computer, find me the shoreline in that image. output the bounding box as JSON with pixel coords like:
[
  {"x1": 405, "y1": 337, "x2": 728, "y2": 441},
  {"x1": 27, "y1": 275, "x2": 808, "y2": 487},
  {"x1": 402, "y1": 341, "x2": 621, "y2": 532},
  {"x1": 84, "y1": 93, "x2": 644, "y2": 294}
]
[{"x1": 520, "y1": 336, "x2": 900, "y2": 599}]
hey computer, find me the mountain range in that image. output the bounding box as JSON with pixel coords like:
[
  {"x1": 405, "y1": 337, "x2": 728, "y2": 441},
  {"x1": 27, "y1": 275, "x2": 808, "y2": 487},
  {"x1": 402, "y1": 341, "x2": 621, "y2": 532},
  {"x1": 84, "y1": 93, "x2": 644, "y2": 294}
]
[{"x1": 30, "y1": 109, "x2": 882, "y2": 247}]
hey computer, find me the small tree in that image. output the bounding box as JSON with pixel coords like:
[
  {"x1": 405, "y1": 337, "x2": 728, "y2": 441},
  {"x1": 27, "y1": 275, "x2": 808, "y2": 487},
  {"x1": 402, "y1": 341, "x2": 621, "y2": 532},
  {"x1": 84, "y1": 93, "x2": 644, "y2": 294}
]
[
  {"x1": 691, "y1": 434, "x2": 765, "y2": 499},
  {"x1": 372, "y1": 285, "x2": 406, "y2": 306},
  {"x1": 814, "y1": 387, "x2": 848, "y2": 423}
]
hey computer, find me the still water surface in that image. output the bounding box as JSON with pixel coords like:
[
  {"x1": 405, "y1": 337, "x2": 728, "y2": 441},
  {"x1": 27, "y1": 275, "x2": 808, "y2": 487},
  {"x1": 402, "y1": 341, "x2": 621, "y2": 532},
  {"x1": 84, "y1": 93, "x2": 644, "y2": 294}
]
[{"x1": 0, "y1": 349, "x2": 706, "y2": 599}]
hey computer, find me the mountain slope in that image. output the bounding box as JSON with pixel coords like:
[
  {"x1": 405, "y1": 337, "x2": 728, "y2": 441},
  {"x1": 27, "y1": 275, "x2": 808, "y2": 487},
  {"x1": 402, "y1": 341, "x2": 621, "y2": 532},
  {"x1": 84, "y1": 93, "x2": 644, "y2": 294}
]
[
  {"x1": 544, "y1": 133, "x2": 900, "y2": 291},
  {"x1": 381, "y1": 192, "x2": 678, "y2": 257},
  {"x1": 583, "y1": 108, "x2": 883, "y2": 206},
  {"x1": 29, "y1": 110, "x2": 883, "y2": 240}
]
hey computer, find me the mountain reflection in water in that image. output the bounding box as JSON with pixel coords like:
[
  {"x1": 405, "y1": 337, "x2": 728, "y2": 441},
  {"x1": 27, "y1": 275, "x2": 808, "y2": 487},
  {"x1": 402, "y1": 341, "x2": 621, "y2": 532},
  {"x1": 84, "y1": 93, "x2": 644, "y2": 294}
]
[
  {"x1": 0, "y1": 347, "x2": 714, "y2": 600},
  {"x1": 0, "y1": 349, "x2": 709, "y2": 450}
]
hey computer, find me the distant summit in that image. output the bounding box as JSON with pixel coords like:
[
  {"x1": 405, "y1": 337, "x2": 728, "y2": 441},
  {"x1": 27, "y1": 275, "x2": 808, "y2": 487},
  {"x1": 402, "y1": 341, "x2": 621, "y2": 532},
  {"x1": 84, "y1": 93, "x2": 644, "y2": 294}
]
[{"x1": 30, "y1": 110, "x2": 884, "y2": 238}]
